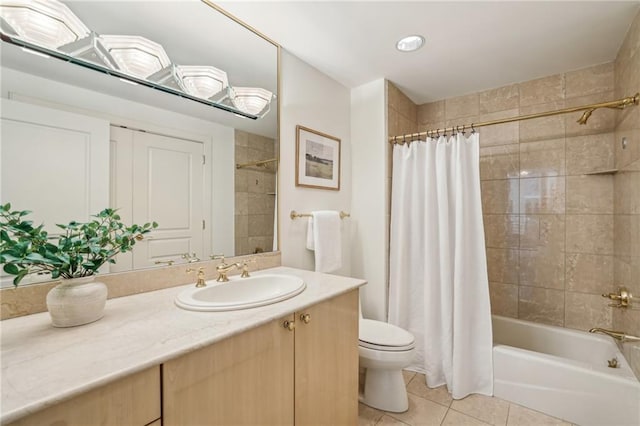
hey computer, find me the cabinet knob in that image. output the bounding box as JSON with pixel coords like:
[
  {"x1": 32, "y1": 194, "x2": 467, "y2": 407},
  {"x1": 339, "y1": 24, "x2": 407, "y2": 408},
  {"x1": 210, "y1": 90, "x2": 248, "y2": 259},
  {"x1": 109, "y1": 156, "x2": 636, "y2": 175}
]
[
  {"x1": 283, "y1": 320, "x2": 295, "y2": 331},
  {"x1": 300, "y1": 313, "x2": 311, "y2": 324}
]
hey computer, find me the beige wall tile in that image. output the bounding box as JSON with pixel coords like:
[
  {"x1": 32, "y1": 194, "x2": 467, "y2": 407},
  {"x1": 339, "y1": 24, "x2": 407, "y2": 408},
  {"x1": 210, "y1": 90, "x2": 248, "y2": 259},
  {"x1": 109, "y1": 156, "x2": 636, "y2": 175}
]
[
  {"x1": 519, "y1": 138, "x2": 566, "y2": 177},
  {"x1": 614, "y1": 168, "x2": 640, "y2": 214},
  {"x1": 450, "y1": 393, "x2": 510, "y2": 426},
  {"x1": 614, "y1": 214, "x2": 631, "y2": 257},
  {"x1": 614, "y1": 256, "x2": 632, "y2": 293},
  {"x1": 486, "y1": 248, "x2": 519, "y2": 284},
  {"x1": 480, "y1": 144, "x2": 519, "y2": 180},
  {"x1": 520, "y1": 215, "x2": 565, "y2": 250},
  {"x1": 518, "y1": 286, "x2": 565, "y2": 326},
  {"x1": 565, "y1": 133, "x2": 615, "y2": 175},
  {"x1": 235, "y1": 169, "x2": 249, "y2": 192},
  {"x1": 565, "y1": 253, "x2": 614, "y2": 294},
  {"x1": 235, "y1": 214, "x2": 248, "y2": 238},
  {"x1": 235, "y1": 146, "x2": 248, "y2": 163},
  {"x1": 519, "y1": 74, "x2": 564, "y2": 107},
  {"x1": 518, "y1": 248, "x2": 565, "y2": 289},
  {"x1": 489, "y1": 282, "x2": 518, "y2": 318},
  {"x1": 479, "y1": 84, "x2": 519, "y2": 114},
  {"x1": 520, "y1": 177, "x2": 565, "y2": 214},
  {"x1": 613, "y1": 308, "x2": 640, "y2": 339},
  {"x1": 483, "y1": 215, "x2": 519, "y2": 248},
  {"x1": 566, "y1": 215, "x2": 614, "y2": 254},
  {"x1": 445, "y1": 93, "x2": 479, "y2": 120},
  {"x1": 477, "y1": 109, "x2": 520, "y2": 147},
  {"x1": 566, "y1": 175, "x2": 614, "y2": 214},
  {"x1": 481, "y1": 179, "x2": 519, "y2": 214},
  {"x1": 417, "y1": 101, "x2": 445, "y2": 125},
  {"x1": 564, "y1": 291, "x2": 612, "y2": 331},
  {"x1": 615, "y1": 127, "x2": 640, "y2": 170},
  {"x1": 398, "y1": 114, "x2": 418, "y2": 135},
  {"x1": 565, "y1": 62, "x2": 615, "y2": 99},
  {"x1": 565, "y1": 92, "x2": 617, "y2": 138},
  {"x1": 234, "y1": 129, "x2": 249, "y2": 147},
  {"x1": 519, "y1": 101, "x2": 566, "y2": 142},
  {"x1": 235, "y1": 192, "x2": 248, "y2": 215},
  {"x1": 388, "y1": 107, "x2": 400, "y2": 138}
]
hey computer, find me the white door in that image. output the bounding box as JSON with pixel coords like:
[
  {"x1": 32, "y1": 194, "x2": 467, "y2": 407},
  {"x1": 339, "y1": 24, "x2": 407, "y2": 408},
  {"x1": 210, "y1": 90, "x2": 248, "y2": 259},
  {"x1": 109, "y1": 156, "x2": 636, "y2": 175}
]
[
  {"x1": 129, "y1": 129, "x2": 205, "y2": 269},
  {"x1": 0, "y1": 99, "x2": 110, "y2": 286}
]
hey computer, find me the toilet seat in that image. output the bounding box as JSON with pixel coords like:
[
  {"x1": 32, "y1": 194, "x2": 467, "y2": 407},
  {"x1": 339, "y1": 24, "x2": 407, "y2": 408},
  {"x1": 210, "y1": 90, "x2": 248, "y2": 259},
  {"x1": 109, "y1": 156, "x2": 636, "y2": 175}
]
[{"x1": 359, "y1": 319, "x2": 415, "y2": 352}]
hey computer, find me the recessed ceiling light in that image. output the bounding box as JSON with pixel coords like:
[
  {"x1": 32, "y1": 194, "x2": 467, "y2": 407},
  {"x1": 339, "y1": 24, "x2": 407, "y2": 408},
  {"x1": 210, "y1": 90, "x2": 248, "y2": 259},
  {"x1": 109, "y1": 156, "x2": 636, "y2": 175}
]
[{"x1": 396, "y1": 35, "x2": 425, "y2": 52}]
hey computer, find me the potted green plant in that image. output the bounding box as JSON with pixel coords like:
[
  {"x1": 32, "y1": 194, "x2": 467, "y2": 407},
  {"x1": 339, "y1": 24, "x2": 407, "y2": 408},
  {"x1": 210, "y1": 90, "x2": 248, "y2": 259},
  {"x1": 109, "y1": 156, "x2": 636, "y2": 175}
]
[{"x1": 0, "y1": 204, "x2": 157, "y2": 327}]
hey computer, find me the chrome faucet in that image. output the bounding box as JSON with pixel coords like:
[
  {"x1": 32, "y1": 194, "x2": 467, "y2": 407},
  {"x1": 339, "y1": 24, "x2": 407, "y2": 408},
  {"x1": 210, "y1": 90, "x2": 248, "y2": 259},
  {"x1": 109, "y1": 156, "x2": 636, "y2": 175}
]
[{"x1": 589, "y1": 328, "x2": 640, "y2": 342}]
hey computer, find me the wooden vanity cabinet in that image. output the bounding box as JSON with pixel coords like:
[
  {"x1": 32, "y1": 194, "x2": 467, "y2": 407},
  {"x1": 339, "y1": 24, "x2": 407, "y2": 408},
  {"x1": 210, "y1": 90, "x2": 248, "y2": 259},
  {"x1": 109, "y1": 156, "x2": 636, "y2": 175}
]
[
  {"x1": 6, "y1": 366, "x2": 161, "y2": 426},
  {"x1": 162, "y1": 289, "x2": 359, "y2": 425}
]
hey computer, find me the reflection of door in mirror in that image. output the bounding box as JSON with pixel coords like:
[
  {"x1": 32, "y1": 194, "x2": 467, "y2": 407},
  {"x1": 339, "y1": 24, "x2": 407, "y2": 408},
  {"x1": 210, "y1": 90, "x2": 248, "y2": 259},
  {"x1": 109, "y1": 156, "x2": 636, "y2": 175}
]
[{"x1": 110, "y1": 127, "x2": 206, "y2": 271}]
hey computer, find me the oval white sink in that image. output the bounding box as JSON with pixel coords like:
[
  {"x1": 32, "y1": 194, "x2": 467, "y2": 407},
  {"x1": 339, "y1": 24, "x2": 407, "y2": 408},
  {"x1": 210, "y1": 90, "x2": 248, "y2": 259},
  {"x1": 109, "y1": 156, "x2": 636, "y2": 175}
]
[{"x1": 175, "y1": 273, "x2": 306, "y2": 312}]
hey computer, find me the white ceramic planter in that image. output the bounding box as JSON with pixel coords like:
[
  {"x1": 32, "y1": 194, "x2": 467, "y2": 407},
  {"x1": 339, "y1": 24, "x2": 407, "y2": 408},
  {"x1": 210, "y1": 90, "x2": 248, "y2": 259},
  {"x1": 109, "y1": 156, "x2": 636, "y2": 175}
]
[{"x1": 46, "y1": 276, "x2": 108, "y2": 327}]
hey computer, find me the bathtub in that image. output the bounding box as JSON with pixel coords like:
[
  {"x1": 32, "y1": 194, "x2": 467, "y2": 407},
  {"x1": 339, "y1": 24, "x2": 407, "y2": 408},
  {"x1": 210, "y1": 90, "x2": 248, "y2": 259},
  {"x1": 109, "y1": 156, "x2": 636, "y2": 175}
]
[{"x1": 492, "y1": 316, "x2": 640, "y2": 426}]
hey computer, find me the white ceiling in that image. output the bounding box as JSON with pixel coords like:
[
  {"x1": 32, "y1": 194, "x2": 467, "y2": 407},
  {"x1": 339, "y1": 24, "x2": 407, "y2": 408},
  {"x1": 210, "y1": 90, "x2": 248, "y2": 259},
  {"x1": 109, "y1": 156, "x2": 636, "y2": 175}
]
[{"x1": 219, "y1": 1, "x2": 640, "y2": 104}]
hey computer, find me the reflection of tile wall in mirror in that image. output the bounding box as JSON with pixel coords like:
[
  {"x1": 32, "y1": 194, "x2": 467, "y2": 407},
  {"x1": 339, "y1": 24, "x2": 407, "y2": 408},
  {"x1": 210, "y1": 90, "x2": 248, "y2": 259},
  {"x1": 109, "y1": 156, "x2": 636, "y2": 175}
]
[
  {"x1": 235, "y1": 130, "x2": 277, "y2": 256},
  {"x1": 0, "y1": 2, "x2": 279, "y2": 286}
]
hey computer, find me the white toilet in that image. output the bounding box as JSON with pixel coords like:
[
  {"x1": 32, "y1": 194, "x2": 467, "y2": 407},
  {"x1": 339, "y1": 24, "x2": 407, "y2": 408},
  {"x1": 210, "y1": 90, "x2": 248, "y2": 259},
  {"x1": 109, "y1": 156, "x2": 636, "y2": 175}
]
[{"x1": 359, "y1": 318, "x2": 415, "y2": 412}]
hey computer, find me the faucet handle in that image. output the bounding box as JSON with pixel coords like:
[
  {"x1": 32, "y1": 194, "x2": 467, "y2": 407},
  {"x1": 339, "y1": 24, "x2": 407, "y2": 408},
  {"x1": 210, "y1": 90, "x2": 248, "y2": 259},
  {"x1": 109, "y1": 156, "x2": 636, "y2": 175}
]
[
  {"x1": 239, "y1": 258, "x2": 257, "y2": 278},
  {"x1": 186, "y1": 267, "x2": 206, "y2": 288}
]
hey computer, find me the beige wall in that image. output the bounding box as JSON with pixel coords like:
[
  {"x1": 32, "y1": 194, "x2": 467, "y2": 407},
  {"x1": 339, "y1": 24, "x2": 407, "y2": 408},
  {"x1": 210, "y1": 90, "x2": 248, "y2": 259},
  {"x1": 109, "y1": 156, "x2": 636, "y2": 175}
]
[
  {"x1": 613, "y1": 11, "x2": 640, "y2": 375},
  {"x1": 234, "y1": 130, "x2": 276, "y2": 256},
  {"x1": 416, "y1": 61, "x2": 620, "y2": 331}
]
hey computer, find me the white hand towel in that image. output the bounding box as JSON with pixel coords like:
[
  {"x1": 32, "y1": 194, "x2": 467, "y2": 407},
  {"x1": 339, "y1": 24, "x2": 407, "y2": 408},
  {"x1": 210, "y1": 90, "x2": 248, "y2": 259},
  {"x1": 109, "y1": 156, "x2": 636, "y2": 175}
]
[{"x1": 306, "y1": 210, "x2": 342, "y2": 273}]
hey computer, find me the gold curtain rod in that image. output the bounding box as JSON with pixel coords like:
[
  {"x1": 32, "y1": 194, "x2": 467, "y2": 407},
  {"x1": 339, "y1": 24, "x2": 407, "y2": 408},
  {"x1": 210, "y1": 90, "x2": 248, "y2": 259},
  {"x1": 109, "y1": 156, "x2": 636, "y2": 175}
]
[
  {"x1": 290, "y1": 210, "x2": 351, "y2": 220},
  {"x1": 236, "y1": 158, "x2": 278, "y2": 169},
  {"x1": 389, "y1": 92, "x2": 639, "y2": 145}
]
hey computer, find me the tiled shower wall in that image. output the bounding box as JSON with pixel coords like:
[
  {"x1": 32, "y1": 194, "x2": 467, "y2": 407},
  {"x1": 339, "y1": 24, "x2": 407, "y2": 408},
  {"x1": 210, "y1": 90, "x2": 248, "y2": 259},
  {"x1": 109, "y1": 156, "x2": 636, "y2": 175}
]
[
  {"x1": 613, "y1": 10, "x2": 640, "y2": 374},
  {"x1": 234, "y1": 130, "x2": 276, "y2": 256},
  {"x1": 389, "y1": 57, "x2": 629, "y2": 332}
]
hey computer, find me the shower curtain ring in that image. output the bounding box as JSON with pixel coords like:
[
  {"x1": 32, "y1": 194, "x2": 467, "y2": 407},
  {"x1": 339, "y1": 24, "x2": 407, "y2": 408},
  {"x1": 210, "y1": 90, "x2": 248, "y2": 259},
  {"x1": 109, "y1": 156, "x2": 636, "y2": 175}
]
[
  {"x1": 471, "y1": 123, "x2": 476, "y2": 133},
  {"x1": 461, "y1": 125, "x2": 466, "y2": 134}
]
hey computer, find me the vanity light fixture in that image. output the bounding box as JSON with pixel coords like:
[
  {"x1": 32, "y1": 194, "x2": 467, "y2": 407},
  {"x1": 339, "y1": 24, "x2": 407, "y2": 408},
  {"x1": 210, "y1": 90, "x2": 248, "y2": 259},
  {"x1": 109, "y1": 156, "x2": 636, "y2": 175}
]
[
  {"x1": 0, "y1": 0, "x2": 263, "y2": 120},
  {"x1": 0, "y1": 0, "x2": 89, "y2": 49},
  {"x1": 396, "y1": 35, "x2": 425, "y2": 52},
  {"x1": 58, "y1": 32, "x2": 119, "y2": 70},
  {"x1": 178, "y1": 65, "x2": 228, "y2": 101},
  {"x1": 229, "y1": 87, "x2": 274, "y2": 117},
  {"x1": 99, "y1": 35, "x2": 171, "y2": 79}
]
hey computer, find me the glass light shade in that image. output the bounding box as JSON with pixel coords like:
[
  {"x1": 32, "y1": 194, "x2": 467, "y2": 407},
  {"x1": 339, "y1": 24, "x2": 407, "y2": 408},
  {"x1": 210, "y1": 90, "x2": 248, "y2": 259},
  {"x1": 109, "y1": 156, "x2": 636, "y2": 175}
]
[
  {"x1": 177, "y1": 65, "x2": 228, "y2": 101},
  {"x1": 0, "y1": 0, "x2": 89, "y2": 49},
  {"x1": 230, "y1": 87, "x2": 273, "y2": 117},
  {"x1": 99, "y1": 35, "x2": 171, "y2": 79}
]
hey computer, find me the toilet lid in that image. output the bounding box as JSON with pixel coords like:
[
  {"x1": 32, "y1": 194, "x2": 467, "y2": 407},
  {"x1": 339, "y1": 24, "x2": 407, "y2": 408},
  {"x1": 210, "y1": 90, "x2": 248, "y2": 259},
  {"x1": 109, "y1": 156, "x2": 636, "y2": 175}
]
[{"x1": 359, "y1": 319, "x2": 415, "y2": 349}]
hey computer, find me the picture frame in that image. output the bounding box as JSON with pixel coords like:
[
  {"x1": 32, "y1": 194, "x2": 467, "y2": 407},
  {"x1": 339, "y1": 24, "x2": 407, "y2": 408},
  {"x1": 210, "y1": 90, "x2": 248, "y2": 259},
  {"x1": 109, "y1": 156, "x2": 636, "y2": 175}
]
[{"x1": 295, "y1": 125, "x2": 341, "y2": 190}]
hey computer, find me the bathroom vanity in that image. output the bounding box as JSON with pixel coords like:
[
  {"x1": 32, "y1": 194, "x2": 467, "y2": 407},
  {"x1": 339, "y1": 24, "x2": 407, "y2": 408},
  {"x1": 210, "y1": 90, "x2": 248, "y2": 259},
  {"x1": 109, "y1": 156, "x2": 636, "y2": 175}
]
[{"x1": 0, "y1": 267, "x2": 364, "y2": 425}]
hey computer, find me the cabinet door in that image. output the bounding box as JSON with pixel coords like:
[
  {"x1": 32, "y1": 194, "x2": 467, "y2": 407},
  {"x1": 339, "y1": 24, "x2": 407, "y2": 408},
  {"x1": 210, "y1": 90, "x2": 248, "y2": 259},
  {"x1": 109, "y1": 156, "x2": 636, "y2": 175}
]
[
  {"x1": 163, "y1": 315, "x2": 295, "y2": 425},
  {"x1": 295, "y1": 290, "x2": 359, "y2": 425},
  {"x1": 7, "y1": 366, "x2": 160, "y2": 426}
]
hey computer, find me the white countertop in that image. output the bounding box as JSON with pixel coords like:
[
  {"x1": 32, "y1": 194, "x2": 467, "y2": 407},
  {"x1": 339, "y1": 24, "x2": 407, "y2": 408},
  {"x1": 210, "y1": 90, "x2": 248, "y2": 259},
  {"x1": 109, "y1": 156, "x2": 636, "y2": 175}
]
[{"x1": 0, "y1": 267, "x2": 365, "y2": 424}]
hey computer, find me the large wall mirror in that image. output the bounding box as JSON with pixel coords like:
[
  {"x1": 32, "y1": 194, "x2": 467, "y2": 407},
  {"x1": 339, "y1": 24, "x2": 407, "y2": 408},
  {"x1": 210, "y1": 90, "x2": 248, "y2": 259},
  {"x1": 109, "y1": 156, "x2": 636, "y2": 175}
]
[{"x1": 0, "y1": 0, "x2": 279, "y2": 287}]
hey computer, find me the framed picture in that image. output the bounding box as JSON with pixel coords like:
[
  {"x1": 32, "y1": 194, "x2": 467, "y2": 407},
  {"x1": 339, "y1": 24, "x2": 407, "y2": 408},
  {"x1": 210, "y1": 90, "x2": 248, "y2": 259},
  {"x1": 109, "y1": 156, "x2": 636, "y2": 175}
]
[{"x1": 295, "y1": 125, "x2": 341, "y2": 190}]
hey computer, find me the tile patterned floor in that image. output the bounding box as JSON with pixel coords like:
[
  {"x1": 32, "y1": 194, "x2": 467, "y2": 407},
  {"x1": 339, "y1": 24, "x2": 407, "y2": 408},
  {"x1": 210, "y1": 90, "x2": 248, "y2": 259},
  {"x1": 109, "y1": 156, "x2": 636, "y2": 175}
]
[{"x1": 358, "y1": 371, "x2": 574, "y2": 426}]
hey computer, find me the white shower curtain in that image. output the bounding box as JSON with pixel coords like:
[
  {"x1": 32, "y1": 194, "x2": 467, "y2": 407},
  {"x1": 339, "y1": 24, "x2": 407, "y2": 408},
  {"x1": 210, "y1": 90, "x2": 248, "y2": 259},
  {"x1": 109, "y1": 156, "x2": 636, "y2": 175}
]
[{"x1": 388, "y1": 133, "x2": 493, "y2": 399}]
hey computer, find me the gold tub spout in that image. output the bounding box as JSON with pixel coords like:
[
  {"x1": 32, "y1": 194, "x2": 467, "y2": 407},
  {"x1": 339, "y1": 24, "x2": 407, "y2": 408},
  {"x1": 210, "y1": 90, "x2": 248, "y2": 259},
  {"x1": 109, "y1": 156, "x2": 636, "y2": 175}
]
[{"x1": 589, "y1": 328, "x2": 640, "y2": 343}]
